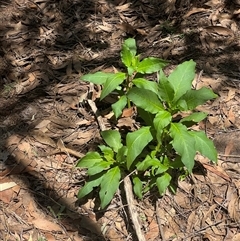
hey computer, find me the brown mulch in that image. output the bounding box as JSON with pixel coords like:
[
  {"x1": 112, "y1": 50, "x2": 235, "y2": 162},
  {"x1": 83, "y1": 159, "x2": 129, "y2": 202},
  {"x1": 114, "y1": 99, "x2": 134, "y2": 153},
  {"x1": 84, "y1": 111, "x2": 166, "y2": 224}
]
[{"x1": 0, "y1": 0, "x2": 240, "y2": 240}]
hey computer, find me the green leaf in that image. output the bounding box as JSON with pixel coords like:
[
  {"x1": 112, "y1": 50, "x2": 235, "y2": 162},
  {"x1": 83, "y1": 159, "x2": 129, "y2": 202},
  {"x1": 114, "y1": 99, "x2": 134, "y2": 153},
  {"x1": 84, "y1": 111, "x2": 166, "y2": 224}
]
[
  {"x1": 112, "y1": 95, "x2": 128, "y2": 119},
  {"x1": 126, "y1": 127, "x2": 153, "y2": 169},
  {"x1": 116, "y1": 146, "x2": 128, "y2": 164},
  {"x1": 100, "y1": 72, "x2": 126, "y2": 100},
  {"x1": 99, "y1": 166, "x2": 121, "y2": 208},
  {"x1": 121, "y1": 38, "x2": 137, "y2": 68},
  {"x1": 153, "y1": 110, "x2": 172, "y2": 143},
  {"x1": 156, "y1": 172, "x2": 172, "y2": 195},
  {"x1": 127, "y1": 66, "x2": 135, "y2": 76},
  {"x1": 101, "y1": 130, "x2": 123, "y2": 153},
  {"x1": 169, "y1": 123, "x2": 196, "y2": 172},
  {"x1": 133, "y1": 176, "x2": 143, "y2": 199},
  {"x1": 137, "y1": 155, "x2": 168, "y2": 173},
  {"x1": 88, "y1": 161, "x2": 113, "y2": 176},
  {"x1": 190, "y1": 131, "x2": 218, "y2": 163},
  {"x1": 180, "y1": 112, "x2": 208, "y2": 124},
  {"x1": 98, "y1": 145, "x2": 114, "y2": 160},
  {"x1": 81, "y1": 72, "x2": 115, "y2": 85},
  {"x1": 158, "y1": 70, "x2": 175, "y2": 102},
  {"x1": 136, "y1": 57, "x2": 168, "y2": 74},
  {"x1": 132, "y1": 78, "x2": 159, "y2": 95},
  {"x1": 168, "y1": 60, "x2": 196, "y2": 102},
  {"x1": 155, "y1": 163, "x2": 169, "y2": 175},
  {"x1": 137, "y1": 155, "x2": 158, "y2": 171},
  {"x1": 77, "y1": 173, "x2": 104, "y2": 199},
  {"x1": 177, "y1": 87, "x2": 218, "y2": 110},
  {"x1": 76, "y1": 152, "x2": 103, "y2": 168},
  {"x1": 127, "y1": 87, "x2": 164, "y2": 114}
]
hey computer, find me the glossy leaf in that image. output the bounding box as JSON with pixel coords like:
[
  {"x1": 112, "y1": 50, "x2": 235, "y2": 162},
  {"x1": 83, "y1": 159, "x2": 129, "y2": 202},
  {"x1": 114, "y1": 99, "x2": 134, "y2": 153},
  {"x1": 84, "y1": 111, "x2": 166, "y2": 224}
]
[
  {"x1": 180, "y1": 112, "x2": 208, "y2": 124},
  {"x1": 81, "y1": 72, "x2": 115, "y2": 85},
  {"x1": 87, "y1": 161, "x2": 113, "y2": 176},
  {"x1": 168, "y1": 60, "x2": 196, "y2": 102},
  {"x1": 126, "y1": 127, "x2": 153, "y2": 169},
  {"x1": 100, "y1": 72, "x2": 126, "y2": 100},
  {"x1": 177, "y1": 87, "x2": 218, "y2": 110},
  {"x1": 136, "y1": 57, "x2": 168, "y2": 74},
  {"x1": 101, "y1": 130, "x2": 123, "y2": 153},
  {"x1": 98, "y1": 145, "x2": 114, "y2": 160},
  {"x1": 137, "y1": 155, "x2": 168, "y2": 173},
  {"x1": 127, "y1": 87, "x2": 164, "y2": 114},
  {"x1": 132, "y1": 78, "x2": 159, "y2": 95},
  {"x1": 99, "y1": 166, "x2": 121, "y2": 208},
  {"x1": 121, "y1": 38, "x2": 136, "y2": 68},
  {"x1": 76, "y1": 152, "x2": 103, "y2": 168},
  {"x1": 156, "y1": 172, "x2": 172, "y2": 195},
  {"x1": 77, "y1": 173, "x2": 104, "y2": 199},
  {"x1": 153, "y1": 110, "x2": 172, "y2": 142},
  {"x1": 155, "y1": 163, "x2": 169, "y2": 175},
  {"x1": 112, "y1": 95, "x2": 128, "y2": 119},
  {"x1": 137, "y1": 155, "x2": 157, "y2": 171},
  {"x1": 169, "y1": 123, "x2": 196, "y2": 172},
  {"x1": 133, "y1": 176, "x2": 143, "y2": 199},
  {"x1": 158, "y1": 70, "x2": 175, "y2": 102},
  {"x1": 190, "y1": 131, "x2": 218, "y2": 163},
  {"x1": 116, "y1": 146, "x2": 128, "y2": 164}
]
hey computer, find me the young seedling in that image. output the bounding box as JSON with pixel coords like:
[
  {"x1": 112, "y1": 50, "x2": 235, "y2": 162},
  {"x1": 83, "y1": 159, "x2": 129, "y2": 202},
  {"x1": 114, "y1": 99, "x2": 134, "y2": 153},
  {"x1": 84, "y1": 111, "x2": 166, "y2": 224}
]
[{"x1": 77, "y1": 38, "x2": 218, "y2": 209}]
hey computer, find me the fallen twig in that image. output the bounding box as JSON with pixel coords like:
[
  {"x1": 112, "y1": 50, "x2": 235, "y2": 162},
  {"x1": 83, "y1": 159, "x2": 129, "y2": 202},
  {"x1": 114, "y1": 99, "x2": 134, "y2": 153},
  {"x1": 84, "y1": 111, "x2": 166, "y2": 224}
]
[
  {"x1": 124, "y1": 175, "x2": 146, "y2": 241},
  {"x1": 87, "y1": 90, "x2": 145, "y2": 241}
]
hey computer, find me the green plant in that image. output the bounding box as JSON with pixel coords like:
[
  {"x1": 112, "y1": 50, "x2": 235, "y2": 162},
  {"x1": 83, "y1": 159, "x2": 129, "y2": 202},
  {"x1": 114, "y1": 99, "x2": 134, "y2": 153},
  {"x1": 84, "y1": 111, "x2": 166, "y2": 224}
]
[{"x1": 77, "y1": 38, "x2": 218, "y2": 209}]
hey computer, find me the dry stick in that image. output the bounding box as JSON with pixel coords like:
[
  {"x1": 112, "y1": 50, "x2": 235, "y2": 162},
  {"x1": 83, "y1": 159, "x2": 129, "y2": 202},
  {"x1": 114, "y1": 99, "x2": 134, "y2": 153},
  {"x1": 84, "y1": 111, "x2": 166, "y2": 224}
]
[
  {"x1": 87, "y1": 95, "x2": 146, "y2": 241},
  {"x1": 156, "y1": 200, "x2": 165, "y2": 241},
  {"x1": 124, "y1": 176, "x2": 146, "y2": 241}
]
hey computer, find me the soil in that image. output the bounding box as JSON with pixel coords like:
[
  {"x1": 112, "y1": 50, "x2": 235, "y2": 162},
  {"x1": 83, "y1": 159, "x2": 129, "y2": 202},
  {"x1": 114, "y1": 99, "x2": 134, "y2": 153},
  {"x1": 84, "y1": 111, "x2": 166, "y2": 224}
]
[{"x1": 0, "y1": 0, "x2": 240, "y2": 240}]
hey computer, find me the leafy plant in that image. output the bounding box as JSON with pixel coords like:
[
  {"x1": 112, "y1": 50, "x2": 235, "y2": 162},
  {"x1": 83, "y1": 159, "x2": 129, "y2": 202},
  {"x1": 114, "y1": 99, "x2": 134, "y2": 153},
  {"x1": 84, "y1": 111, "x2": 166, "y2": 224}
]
[{"x1": 77, "y1": 38, "x2": 218, "y2": 208}]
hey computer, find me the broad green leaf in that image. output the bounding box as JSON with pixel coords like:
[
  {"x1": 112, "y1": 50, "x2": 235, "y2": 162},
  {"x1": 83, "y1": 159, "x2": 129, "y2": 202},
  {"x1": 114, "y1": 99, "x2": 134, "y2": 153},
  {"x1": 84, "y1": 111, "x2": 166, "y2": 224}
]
[
  {"x1": 116, "y1": 146, "x2": 128, "y2": 164},
  {"x1": 168, "y1": 60, "x2": 196, "y2": 102},
  {"x1": 76, "y1": 152, "x2": 103, "y2": 168},
  {"x1": 88, "y1": 161, "x2": 113, "y2": 176},
  {"x1": 127, "y1": 87, "x2": 164, "y2": 114},
  {"x1": 177, "y1": 87, "x2": 218, "y2": 110},
  {"x1": 77, "y1": 173, "x2": 104, "y2": 199},
  {"x1": 112, "y1": 95, "x2": 128, "y2": 119},
  {"x1": 100, "y1": 72, "x2": 126, "y2": 100},
  {"x1": 155, "y1": 164, "x2": 169, "y2": 175},
  {"x1": 127, "y1": 66, "x2": 135, "y2": 76},
  {"x1": 156, "y1": 172, "x2": 172, "y2": 195},
  {"x1": 137, "y1": 155, "x2": 168, "y2": 173},
  {"x1": 190, "y1": 131, "x2": 218, "y2": 163},
  {"x1": 180, "y1": 112, "x2": 208, "y2": 124},
  {"x1": 158, "y1": 70, "x2": 175, "y2": 102},
  {"x1": 81, "y1": 72, "x2": 115, "y2": 85},
  {"x1": 101, "y1": 130, "x2": 123, "y2": 153},
  {"x1": 132, "y1": 55, "x2": 140, "y2": 68},
  {"x1": 133, "y1": 176, "x2": 143, "y2": 199},
  {"x1": 99, "y1": 166, "x2": 121, "y2": 208},
  {"x1": 98, "y1": 145, "x2": 114, "y2": 161},
  {"x1": 136, "y1": 57, "x2": 168, "y2": 74},
  {"x1": 137, "y1": 155, "x2": 158, "y2": 171},
  {"x1": 126, "y1": 127, "x2": 153, "y2": 169},
  {"x1": 132, "y1": 78, "x2": 159, "y2": 95},
  {"x1": 169, "y1": 123, "x2": 196, "y2": 172},
  {"x1": 121, "y1": 38, "x2": 137, "y2": 68},
  {"x1": 153, "y1": 110, "x2": 172, "y2": 143}
]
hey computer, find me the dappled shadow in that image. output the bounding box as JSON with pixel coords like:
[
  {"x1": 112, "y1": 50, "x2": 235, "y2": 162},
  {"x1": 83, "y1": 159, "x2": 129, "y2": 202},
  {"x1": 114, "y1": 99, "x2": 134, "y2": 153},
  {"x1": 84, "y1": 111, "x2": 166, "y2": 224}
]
[{"x1": 0, "y1": 0, "x2": 240, "y2": 239}]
